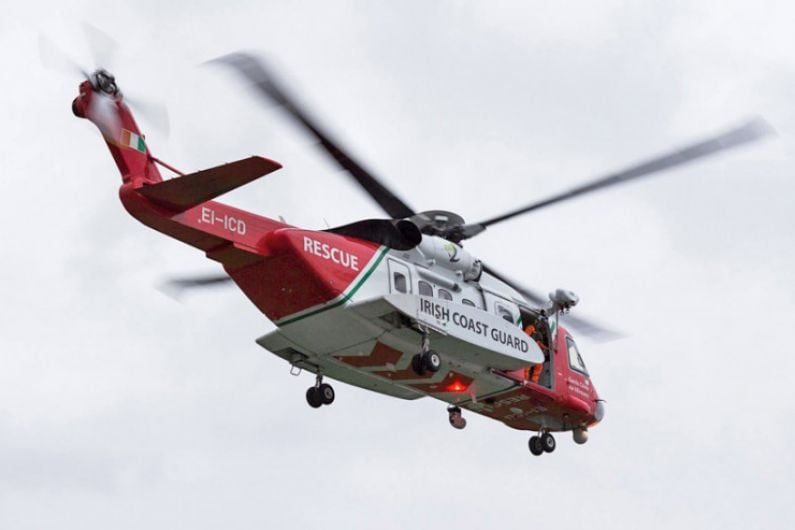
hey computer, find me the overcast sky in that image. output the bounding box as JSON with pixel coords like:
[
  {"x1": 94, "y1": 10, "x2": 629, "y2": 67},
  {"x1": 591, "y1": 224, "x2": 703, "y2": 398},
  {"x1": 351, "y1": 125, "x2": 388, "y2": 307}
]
[{"x1": 1, "y1": 1, "x2": 794, "y2": 529}]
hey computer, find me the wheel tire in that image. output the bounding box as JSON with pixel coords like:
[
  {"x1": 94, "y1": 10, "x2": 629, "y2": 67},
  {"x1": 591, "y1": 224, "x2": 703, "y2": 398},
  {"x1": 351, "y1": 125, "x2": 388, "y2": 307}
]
[
  {"x1": 319, "y1": 383, "x2": 335, "y2": 405},
  {"x1": 411, "y1": 353, "x2": 426, "y2": 376},
  {"x1": 305, "y1": 387, "x2": 322, "y2": 408},
  {"x1": 529, "y1": 435, "x2": 544, "y2": 456},
  {"x1": 541, "y1": 432, "x2": 556, "y2": 453},
  {"x1": 423, "y1": 350, "x2": 442, "y2": 373}
]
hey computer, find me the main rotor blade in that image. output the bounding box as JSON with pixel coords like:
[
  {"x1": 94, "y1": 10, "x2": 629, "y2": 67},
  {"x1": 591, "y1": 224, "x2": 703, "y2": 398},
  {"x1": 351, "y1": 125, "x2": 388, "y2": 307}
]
[
  {"x1": 482, "y1": 263, "x2": 547, "y2": 307},
  {"x1": 482, "y1": 263, "x2": 621, "y2": 341},
  {"x1": 211, "y1": 52, "x2": 415, "y2": 219},
  {"x1": 459, "y1": 118, "x2": 774, "y2": 240},
  {"x1": 560, "y1": 313, "x2": 623, "y2": 342}
]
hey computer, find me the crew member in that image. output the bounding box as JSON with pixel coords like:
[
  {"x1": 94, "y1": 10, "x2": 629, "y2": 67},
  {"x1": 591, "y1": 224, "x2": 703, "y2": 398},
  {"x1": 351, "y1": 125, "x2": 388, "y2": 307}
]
[{"x1": 523, "y1": 324, "x2": 549, "y2": 385}]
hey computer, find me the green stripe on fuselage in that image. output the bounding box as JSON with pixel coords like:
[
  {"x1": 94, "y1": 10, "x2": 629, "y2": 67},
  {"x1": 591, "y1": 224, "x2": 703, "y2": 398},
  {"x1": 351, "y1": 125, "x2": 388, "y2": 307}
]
[{"x1": 275, "y1": 246, "x2": 389, "y2": 326}]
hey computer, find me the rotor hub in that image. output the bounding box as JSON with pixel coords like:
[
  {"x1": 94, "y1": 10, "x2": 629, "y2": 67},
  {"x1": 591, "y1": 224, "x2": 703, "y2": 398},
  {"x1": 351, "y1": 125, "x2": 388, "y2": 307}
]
[
  {"x1": 90, "y1": 68, "x2": 119, "y2": 96},
  {"x1": 408, "y1": 210, "x2": 466, "y2": 238}
]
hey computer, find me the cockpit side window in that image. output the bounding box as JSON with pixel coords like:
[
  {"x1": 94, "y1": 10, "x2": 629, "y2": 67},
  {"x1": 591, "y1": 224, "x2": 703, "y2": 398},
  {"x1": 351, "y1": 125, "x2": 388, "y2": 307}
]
[{"x1": 566, "y1": 337, "x2": 589, "y2": 376}]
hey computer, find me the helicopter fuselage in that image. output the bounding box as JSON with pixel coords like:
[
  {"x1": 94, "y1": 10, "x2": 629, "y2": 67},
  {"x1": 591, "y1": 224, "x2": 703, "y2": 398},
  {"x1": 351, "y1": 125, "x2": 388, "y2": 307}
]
[{"x1": 73, "y1": 77, "x2": 603, "y2": 450}]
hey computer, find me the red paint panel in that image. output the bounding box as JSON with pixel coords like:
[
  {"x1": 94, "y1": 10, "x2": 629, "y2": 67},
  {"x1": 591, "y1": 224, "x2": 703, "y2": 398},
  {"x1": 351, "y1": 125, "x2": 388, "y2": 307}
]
[
  {"x1": 272, "y1": 230, "x2": 379, "y2": 294},
  {"x1": 226, "y1": 254, "x2": 334, "y2": 321},
  {"x1": 554, "y1": 327, "x2": 600, "y2": 413},
  {"x1": 119, "y1": 185, "x2": 287, "y2": 258},
  {"x1": 226, "y1": 229, "x2": 380, "y2": 322},
  {"x1": 373, "y1": 365, "x2": 435, "y2": 381},
  {"x1": 564, "y1": 395, "x2": 592, "y2": 415},
  {"x1": 336, "y1": 342, "x2": 403, "y2": 368}
]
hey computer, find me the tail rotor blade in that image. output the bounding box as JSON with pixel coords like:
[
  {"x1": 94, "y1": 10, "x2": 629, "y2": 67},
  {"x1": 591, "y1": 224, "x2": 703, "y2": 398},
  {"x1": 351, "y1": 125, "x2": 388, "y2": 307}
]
[
  {"x1": 38, "y1": 33, "x2": 88, "y2": 79},
  {"x1": 82, "y1": 22, "x2": 118, "y2": 70},
  {"x1": 125, "y1": 96, "x2": 170, "y2": 136}
]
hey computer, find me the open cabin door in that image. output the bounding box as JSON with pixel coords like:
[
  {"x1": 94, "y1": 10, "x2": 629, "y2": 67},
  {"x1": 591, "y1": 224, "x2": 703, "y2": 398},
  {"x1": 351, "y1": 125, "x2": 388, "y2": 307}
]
[{"x1": 519, "y1": 308, "x2": 554, "y2": 389}]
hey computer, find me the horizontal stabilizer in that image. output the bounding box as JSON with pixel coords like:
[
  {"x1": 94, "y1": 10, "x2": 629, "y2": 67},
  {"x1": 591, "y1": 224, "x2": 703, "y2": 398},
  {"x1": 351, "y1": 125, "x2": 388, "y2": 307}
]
[{"x1": 138, "y1": 156, "x2": 282, "y2": 211}]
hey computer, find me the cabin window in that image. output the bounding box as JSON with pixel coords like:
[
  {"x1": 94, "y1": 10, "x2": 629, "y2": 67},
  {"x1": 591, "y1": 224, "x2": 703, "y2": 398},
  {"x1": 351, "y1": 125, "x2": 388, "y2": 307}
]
[
  {"x1": 566, "y1": 337, "x2": 589, "y2": 376},
  {"x1": 496, "y1": 303, "x2": 514, "y2": 323},
  {"x1": 418, "y1": 280, "x2": 433, "y2": 297},
  {"x1": 462, "y1": 299, "x2": 475, "y2": 307},
  {"x1": 387, "y1": 259, "x2": 412, "y2": 295},
  {"x1": 393, "y1": 272, "x2": 407, "y2": 293},
  {"x1": 438, "y1": 289, "x2": 453, "y2": 301}
]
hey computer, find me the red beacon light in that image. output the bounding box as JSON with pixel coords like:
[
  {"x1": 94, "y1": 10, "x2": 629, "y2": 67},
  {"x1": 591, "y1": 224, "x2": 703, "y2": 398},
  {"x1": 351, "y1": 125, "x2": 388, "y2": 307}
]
[{"x1": 445, "y1": 380, "x2": 469, "y2": 392}]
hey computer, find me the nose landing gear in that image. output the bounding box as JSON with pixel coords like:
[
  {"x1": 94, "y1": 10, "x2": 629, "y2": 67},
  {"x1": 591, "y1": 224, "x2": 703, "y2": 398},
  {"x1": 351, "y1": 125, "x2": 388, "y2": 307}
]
[
  {"x1": 529, "y1": 431, "x2": 556, "y2": 456},
  {"x1": 306, "y1": 374, "x2": 335, "y2": 409}
]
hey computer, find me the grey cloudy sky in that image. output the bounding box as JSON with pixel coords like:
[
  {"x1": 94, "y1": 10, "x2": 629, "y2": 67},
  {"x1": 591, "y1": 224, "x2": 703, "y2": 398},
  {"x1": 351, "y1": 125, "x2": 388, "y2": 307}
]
[{"x1": 1, "y1": 1, "x2": 794, "y2": 529}]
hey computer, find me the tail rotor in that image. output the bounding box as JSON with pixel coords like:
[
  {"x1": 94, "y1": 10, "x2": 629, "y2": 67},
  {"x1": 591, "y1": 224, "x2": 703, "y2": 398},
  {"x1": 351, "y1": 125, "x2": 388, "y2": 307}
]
[{"x1": 39, "y1": 25, "x2": 169, "y2": 136}]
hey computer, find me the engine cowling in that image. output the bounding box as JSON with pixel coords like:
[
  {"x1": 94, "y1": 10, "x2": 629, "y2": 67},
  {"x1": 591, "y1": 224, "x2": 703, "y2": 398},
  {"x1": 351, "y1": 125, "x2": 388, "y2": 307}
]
[{"x1": 417, "y1": 236, "x2": 481, "y2": 281}]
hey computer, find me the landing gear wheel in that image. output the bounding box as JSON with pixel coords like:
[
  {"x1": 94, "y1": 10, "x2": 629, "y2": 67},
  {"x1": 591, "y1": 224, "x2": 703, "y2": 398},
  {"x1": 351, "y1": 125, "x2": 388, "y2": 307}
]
[
  {"x1": 541, "y1": 432, "x2": 556, "y2": 453},
  {"x1": 422, "y1": 350, "x2": 442, "y2": 373},
  {"x1": 529, "y1": 435, "x2": 544, "y2": 456},
  {"x1": 447, "y1": 406, "x2": 467, "y2": 430},
  {"x1": 318, "y1": 383, "x2": 335, "y2": 405},
  {"x1": 411, "y1": 353, "x2": 426, "y2": 376},
  {"x1": 305, "y1": 386, "x2": 322, "y2": 408}
]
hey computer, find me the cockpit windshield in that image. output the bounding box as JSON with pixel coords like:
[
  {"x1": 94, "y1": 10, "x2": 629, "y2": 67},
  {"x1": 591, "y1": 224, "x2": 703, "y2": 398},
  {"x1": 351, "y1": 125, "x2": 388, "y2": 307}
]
[{"x1": 566, "y1": 336, "x2": 589, "y2": 376}]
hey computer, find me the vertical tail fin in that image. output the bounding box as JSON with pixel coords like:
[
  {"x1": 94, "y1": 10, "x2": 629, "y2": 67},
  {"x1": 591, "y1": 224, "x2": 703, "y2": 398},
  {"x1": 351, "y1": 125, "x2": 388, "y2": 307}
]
[{"x1": 72, "y1": 77, "x2": 163, "y2": 185}]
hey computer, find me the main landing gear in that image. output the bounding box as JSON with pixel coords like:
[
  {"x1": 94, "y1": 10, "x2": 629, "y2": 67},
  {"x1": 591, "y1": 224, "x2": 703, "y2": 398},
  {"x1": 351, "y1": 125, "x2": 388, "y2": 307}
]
[
  {"x1": 411, "y1": 328, "x2": 442, "y2": 376},
  {"x1": 447, "y1": 405, "x2": 467, "y2": 430},
  {"x1": 306, "y1": 374, "x2": 335, "y2": 409},
  {"x1": 528, "y1": 431, "x2": 556, "y2": 456}
]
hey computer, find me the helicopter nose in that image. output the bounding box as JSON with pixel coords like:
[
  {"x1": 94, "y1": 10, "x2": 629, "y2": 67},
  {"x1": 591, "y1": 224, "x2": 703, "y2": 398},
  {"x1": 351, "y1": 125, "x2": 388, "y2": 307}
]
[{"x1": 594, "y1": 400, "x2": 606, "y2": 423}]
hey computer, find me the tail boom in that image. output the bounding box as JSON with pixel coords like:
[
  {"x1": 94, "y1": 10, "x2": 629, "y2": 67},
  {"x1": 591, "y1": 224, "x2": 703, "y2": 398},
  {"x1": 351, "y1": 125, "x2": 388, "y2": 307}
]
[
  {"x1": 122, "y1": 155, "x2": 286, "y2": 267},
  {"x1": 73, "y1": 78, "x2": 290, "y2": 269},
  {"x1": 122, "y1": 183, "x2": 288, "y2": 267}
]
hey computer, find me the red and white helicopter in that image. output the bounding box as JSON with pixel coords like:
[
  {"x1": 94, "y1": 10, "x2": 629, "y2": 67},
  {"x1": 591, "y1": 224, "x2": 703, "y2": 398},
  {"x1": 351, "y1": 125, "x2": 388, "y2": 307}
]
[{"x1": 68, "y1": 51, "x2": 770, "y2": 455}]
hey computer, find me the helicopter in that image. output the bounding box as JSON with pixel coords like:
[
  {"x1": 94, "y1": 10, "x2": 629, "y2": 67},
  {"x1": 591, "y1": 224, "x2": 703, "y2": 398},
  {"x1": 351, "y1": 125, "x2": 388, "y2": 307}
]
[{"x1": 69, "y1": 53, "x2": 770, "y2": 456}]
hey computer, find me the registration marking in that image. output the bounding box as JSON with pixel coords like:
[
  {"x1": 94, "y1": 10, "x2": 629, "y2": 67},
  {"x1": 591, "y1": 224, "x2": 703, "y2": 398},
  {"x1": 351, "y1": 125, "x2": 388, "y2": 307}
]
[{"x1": 199, "y1": 206, "x2": 247, "y2": 235}]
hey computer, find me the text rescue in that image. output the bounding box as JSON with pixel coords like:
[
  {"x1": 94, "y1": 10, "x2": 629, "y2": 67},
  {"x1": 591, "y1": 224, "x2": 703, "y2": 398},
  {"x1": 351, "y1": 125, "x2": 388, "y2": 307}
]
[{"x1": 303, "y1": 236, "x2": 360, "y2": 271}]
